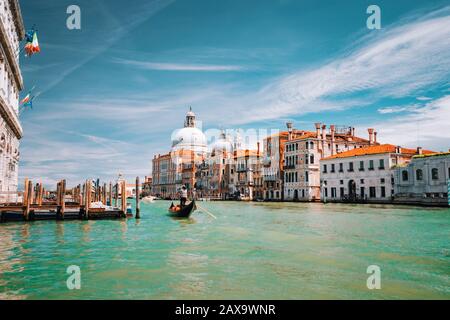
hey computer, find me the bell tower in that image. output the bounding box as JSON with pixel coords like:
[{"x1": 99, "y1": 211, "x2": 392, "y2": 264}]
[{"x1": 184, "y1": 106, "x2": 196, "y2": 128}]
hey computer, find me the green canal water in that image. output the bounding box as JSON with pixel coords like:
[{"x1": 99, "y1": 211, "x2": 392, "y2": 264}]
[{"x1": 0, "y1": 201, "x2": 449, "y2": 299}]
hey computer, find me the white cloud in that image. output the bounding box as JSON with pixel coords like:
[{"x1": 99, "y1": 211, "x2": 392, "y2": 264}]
[
  {"x1": 231, "y1": 7, "x2": 450, "y2": 123},
  {"x1": 377, "y1": 104, "x2": 420, "y2": 114},
  {"x1": 366, "y1": 95, "x2": 450, "y2": 151},
  {"x1": 114, "y1": 58, "x2": 246, "y2": 72}
]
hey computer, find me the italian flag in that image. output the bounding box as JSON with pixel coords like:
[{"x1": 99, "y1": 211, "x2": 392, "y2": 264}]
[
  {"x1": 25, "y1": 32, "x2": 40, "y2": 56},
  {"x1": 20, "y1": 93, "x2": 30, "y2": 105}
]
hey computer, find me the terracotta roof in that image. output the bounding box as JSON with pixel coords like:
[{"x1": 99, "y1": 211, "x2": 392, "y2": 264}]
[
  {"x1": 322, "y1": 144, "x2": 435, "y2": 160},
  {"x1": 234, "y1": 149, "x2": 261, "y2": 158},
  {"x1": 413, "y1": 151, "x2": 450, "y2": 159}
]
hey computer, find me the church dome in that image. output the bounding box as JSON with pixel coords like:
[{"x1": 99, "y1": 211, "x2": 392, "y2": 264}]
[
  {"x1": 210, "y1": 131, "x2": 233, "y2": 153},
  {"x1": 172, "y1": 127, "x2": 207, "y2": 153},
  {"x1": 171, "y1": 107, "x2": 207, "y2": 155}
]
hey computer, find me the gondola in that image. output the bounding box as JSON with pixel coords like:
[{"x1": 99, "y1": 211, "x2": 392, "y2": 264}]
[{"x1": 168, "y1": 200, "x2": 196, "y2": 218}]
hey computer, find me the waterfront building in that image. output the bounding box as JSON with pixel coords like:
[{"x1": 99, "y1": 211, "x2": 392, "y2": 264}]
[
  {"x1": 393, "y1": 152, "x2": 449, "y2": 207},
  {"x1": 198, "y1": 131, "x2": 234, "y2": 199},
  {"x1": 262, "y1": 131, "x2": 288, "y2": 200},
  {"x1": 231, "y1": 148, "x2": 262, "y2": 200},
  {"x1": 141, "y1": 176, "x2": 152, "y2": 196},
  {"x1": 0, "y1": 0, "x2": 25, "y2": 199},
  {"x1": 152, "y1": 108, "x2": 207, "y2": 199},
  {"x1": 283, "y1": 123, "x2": 375, "y2": 201},
  {"x1": 320, "y1": 144, "x2": 434, "y2": 203}
]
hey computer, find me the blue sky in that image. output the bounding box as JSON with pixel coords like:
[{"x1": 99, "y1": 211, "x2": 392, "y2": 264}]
[{"x1": 19, "y1": 0, "x2": 450, "y2": 186}]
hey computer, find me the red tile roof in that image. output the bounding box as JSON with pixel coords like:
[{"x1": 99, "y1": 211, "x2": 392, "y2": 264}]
[{"x1": 322, "y1": 144, "x2": 435, "y2": 160}]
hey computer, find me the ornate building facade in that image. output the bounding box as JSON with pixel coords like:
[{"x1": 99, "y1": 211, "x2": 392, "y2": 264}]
[
  {"x1": 152, "y1": 109, "x2": 207, "y2": 199},
  {"x1": 283, "y1": 123, "x2": 375, "y2": 201},
  {"x1": 0, "y1": 0, "x2": 24, "y2": 198},
  {"x1": 321, "y1": 144, "x2": 434, "y2": 203},
  {"x1": 393, "y1": 152, "x2": 449, "y2": 207}
]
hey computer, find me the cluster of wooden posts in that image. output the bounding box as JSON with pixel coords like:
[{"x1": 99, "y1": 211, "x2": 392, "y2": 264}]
[{"x1": 0, "y1": 177, "x2": 142, "y2": 222}]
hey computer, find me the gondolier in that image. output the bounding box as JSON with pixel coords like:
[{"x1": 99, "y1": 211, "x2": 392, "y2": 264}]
[{"x1": 179, "y1": 185, "x2": 188, "y2": 207}]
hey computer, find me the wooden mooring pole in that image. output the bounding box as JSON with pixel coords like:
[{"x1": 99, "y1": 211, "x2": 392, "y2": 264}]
[
  {"x1": 121, "y1": 181, "x2": 126, "y2": 214},
  {"x1": 135, "y1": 176, "x2": 140, "y2": 219}
]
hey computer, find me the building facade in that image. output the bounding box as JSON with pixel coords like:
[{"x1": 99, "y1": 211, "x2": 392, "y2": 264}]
[
  {"x1": 393, "y1": 152, "x2": 449, "y2": 207},
  {"x1": 231, "y1": 149, "x2": 261, "y2": 200},
  {"x1": 152, "y1": 109, "x2": 206, "y2": 199},
  {"x1": 262, "y1": 131, "x2": 288, "y2": 200},
  {"x1": 0, "y1": 0, "x2": 24, "y2": 199},
  {"x1": 320, "y1": 144, "x2": 434, "y2": 203},
  {"x1": 283, "y1": 123, "x2": 375, "y2": 201}
]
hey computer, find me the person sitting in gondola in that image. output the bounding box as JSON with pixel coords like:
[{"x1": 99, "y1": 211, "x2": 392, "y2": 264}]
[{"x1": 179, "y1": 185, "x2": 188, "y2": 208}]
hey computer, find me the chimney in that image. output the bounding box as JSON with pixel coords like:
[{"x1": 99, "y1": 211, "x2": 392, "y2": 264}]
[
  {"x1": 368, "y1": 128, "x2": 374, "y2": 144},
  {"x1": 417, "y1": 146, "x2": 423, "y2": 155},
  {"x1": 373, "y1": 131, "x2": 377, "y2": 143},
  {"x1": 395, "y1": 146, "x2": 402, "y2": 154},
  {"x1": 286, "y1": 122, "x2": 293, "y2": 140},
  {"x1": 330, "y1": 125, "x2": 336, "y2": 155},
  {"x1": 257, "y1": 142, "x2": 260, "y2": 155},
  {"x1": 352, "y1": 127, "x2": 355, "y2": 136},
  {"x1": 314, "y1": 123, "x2": 321, "y2": 138},
  {"x1": 321, "y1": 124, "x2": 326, "y2": 140}
]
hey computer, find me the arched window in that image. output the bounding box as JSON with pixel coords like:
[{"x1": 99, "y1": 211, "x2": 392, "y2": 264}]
[
  {"x1": 431, "y1": 168, "x2": 439, "y2": 180},
  {"x1": 402, "y1": 170, "x2": 408, "y2": 181},
  {"x1": 310, "y1": 141, "x2": 314, "y2": 149},
  {"x1": 416, "y1": 169, "x2": 423, "y2": 181}
]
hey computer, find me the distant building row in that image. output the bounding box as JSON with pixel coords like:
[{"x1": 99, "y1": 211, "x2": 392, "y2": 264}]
[{"x1": 151, "y1": 109, "x2": 449, "y2": 207}]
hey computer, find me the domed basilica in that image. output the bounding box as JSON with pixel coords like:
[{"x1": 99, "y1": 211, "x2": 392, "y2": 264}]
[{"x1": 171, "y1": 107, "x2": 207, "y2": 156}]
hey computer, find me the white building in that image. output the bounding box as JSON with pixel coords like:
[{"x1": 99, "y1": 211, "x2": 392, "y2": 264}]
[
  {"x1": 284, "y1": 123, "x2": 374, "y2": 201},
  {"x1": 320, "y1": 144, "x2": 434, "y2": 203},
  {"x1": 0, "y1": 0, "x2": 24, "y2": 199},
  {"x1": 393, "y1": 152, "x2": 449, "y2": 207}
]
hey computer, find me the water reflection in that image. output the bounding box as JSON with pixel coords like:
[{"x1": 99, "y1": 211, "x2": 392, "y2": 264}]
[{"x1": 56, "y1": 221, "x2": 64, "y2": 244}]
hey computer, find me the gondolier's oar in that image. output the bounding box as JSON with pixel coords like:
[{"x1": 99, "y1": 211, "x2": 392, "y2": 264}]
[{"x1": 196, "y1": 204, "x2": 217, "y2": 220}]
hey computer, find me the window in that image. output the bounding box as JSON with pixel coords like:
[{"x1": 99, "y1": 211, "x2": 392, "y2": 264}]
[
  {"x1": 379, "y1": 159, "x2": 385, "y2": 169},
  {"x1": 340, "y1": 187, "x2": 344, "y2": 198},
  {"x1": 431, "y1": 168, "x2": 439, "y2": 180},
  {"x1": 360, "y1": 179, "x2": 364, "y2": 184},
  {"x1": 381, "y1": 186, "x2": 386, "y2": 198},
  {"x1": 360, "y1": 187, "x2": 365, "y2": 198},
  {"x1": 339, "y1": 163, "x2": 343, "y2": 172},
  {"x1": 348, "y1": 162, "x2": 354, "y2": 172},
  {"x1": 331, "y1": 164, "x2": 335, "y2": 173},
  {"x1": 310, "y1": 141, "x2": 314, "y2": 149},
  {"x1": 305, "y1": 156, "x2": 309, "y2": 165},
  {"x1": 340, "y1": 180, "x2": 344, "y2": 185},
  {"x1": 369, "y1": 160, "x2": 374, "y2": 170},
  {"x1": 310, "y1": 154, "x2": 314, "y2": 164},
  {"x1": 380, "y1": 178, "x2": 385, "y2": 184},
  {"x1": 331, "y1": 187, "x2": 336, "y2": 198},
  {"x1": 305, "y1": 141, "x2": 309, "y2": 149},
  {"x1": 359, "y1": 161, "x2": 364, "y2": 171},
  {"x1": 305, "y1": 171, "x2": 309, "y2": 182},
  {"x1": 323, "y1": 164, "x2": 327, "y2": 173},
  {"x1": 402, "y1": 170, "x2": 409, "y2": 181},
  {"x1": 369, "y1": 187, "x2": 376, "y2": 198},
  {"x1": 324, "y1": 188, "x2": 328, "y2": 197}
]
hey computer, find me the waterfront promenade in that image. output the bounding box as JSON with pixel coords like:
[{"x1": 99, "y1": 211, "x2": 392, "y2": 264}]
[{"x1": 0, "y1": 201, "x2": 448, "y2": 299}]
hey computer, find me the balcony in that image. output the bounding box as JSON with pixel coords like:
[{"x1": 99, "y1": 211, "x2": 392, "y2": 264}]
[
  {"x1": 236, "y1": 167, "x2": 248, "y2": 173},
  {"x1": 263, "y1": 175, "x2": 277, "y2": 182},
  {"x1": 283, "y1": 164, "x2": 295, "y2": 170}
]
